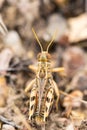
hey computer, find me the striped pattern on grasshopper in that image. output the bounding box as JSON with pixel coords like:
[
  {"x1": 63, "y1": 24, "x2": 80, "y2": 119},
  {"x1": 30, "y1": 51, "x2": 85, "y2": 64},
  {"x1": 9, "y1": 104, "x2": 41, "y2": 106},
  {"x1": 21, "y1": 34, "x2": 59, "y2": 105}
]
[{"x1": 25, "y1": 28, "x2": 64, "y2": 125}]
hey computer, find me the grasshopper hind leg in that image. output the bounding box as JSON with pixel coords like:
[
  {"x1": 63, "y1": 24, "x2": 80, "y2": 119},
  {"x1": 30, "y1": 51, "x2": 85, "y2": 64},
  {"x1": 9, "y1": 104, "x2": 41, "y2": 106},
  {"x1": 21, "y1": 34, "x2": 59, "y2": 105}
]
[
  {"x1": 43, "y1": 87, "x2": 54, "y2": 122},
  {"x1": 52, "y1": 80, "x2": 59, "y2": 111},
  {"x1": 28, "y1": 86, "x2": 37, "y2": 122}
]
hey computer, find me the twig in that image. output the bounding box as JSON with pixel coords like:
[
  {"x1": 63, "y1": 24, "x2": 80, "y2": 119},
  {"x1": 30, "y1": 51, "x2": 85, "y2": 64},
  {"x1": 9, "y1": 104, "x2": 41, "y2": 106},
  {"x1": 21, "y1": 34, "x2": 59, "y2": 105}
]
[
  {"x1": 60, "y1": 90, "x2": 87, "y2": 104},
  {"x1": 0, "y1": 15, "x2": 8, "y2": 36},
  {"x1": 0, "y1": 115, "x2": 22, "y2": 129},
  {"x1": 41, "y1": 124, "x2": 45, "y2": 130},
  {"x1": 12, "y1": 103, "x2": 32, "y2": 130}
]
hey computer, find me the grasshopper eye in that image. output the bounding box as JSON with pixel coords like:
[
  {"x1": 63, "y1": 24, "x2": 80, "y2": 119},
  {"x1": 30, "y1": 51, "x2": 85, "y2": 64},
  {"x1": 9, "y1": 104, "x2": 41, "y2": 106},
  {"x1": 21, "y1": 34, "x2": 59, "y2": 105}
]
[
  {"x1": 46, "y1": 53, "x2": 51, "y2": 61},
  {"x1": 37, "y1": 53, "x2": 41, "y2": 61}
]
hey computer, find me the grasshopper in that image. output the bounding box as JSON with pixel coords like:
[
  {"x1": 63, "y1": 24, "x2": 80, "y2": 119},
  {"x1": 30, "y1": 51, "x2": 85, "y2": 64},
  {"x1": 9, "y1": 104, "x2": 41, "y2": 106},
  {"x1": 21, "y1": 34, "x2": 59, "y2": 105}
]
[{"x1": 25, "y1": 28, "x2": 64, "y2": 126}]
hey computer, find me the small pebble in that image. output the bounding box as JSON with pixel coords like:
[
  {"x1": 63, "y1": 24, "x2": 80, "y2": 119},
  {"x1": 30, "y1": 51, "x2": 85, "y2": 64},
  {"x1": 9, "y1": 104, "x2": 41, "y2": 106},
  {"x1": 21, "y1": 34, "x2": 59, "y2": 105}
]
[
  {"x1": 3, "y1": 31, "x2": 25, "y2": 56},
  {"x1": 0, "y1": 48, "x2": 13, "y2": 71},
  {"x1": 44, "y1": 13, "x2": 68, "y2": 42},
  {"x1": 68, "y1": 13, "x2": 87, "y2": 42},
  {"x1": 2, "y1": 124, "x2": 15, "y2": 130},
  {"x1": 63, "y1": 47, "x2": 86, "y2": 78},
  {"x1": 70, "y1": 69, "x2": 87, "y2": 91},
  {"x1": 66, "y1": 123, "x2": 74, "y2": 130}
]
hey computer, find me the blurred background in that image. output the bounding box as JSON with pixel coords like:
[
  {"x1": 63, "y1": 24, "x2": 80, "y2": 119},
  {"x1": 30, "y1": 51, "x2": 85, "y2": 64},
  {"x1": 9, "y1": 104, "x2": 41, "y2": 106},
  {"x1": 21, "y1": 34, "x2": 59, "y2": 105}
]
[{"x1": 0, "y1": 0, "x2": 87, "y2": 130}]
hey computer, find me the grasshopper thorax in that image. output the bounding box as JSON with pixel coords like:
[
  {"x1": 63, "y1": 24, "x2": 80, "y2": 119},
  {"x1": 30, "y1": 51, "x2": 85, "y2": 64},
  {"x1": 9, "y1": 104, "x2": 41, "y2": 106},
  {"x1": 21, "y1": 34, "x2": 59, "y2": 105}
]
[
  {"x1": 37, "y1": 51, "x2": 51, "y2": 62},
  {"x1": 37, "y1": 51, "x2": 52, "y2": 79}
]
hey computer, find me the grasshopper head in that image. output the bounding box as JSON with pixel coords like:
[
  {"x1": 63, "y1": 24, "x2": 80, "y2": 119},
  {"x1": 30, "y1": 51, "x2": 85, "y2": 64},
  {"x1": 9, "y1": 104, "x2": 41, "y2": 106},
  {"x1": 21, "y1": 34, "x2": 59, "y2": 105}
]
[{"x1": 37, "y1": 51, "x2": 51, "y2": 62}]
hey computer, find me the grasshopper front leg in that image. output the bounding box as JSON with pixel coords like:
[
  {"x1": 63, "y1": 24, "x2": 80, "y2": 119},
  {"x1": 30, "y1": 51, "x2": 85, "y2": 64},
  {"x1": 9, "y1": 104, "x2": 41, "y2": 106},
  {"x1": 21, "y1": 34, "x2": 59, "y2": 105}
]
[
  {"x1": 28, "y1": 65, "x2": 37, "y2": 73},
  {"x1": 52, "y1": 67, "x2": 64, "y2": 73},
  {"x1": 52, "y1": 67, "x2": 66, "y2": 77}
]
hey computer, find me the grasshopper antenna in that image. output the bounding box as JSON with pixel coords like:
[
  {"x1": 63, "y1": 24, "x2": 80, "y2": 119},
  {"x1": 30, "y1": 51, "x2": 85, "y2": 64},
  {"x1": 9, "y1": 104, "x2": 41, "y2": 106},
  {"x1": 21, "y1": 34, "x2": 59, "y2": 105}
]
[
  {"x1": 47, "y1": 30, "x2": 57, "y2": 52},
  {"x1": 32, "y1": 28, "x2": 43, "y2": 52}
]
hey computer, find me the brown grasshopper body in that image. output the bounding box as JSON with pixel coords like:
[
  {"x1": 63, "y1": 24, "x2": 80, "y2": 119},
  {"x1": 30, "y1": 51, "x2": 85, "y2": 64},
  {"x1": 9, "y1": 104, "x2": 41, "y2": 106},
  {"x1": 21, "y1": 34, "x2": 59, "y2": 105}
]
[{"x1": 25, "y1": 29, "x2": 64, "y2": 125}]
